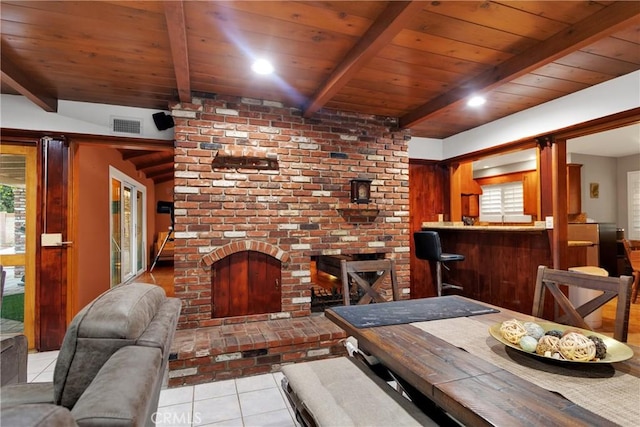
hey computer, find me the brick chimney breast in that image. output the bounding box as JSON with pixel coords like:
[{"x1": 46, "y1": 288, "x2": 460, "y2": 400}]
[{"x1": 171, "y1": 95, "x2": 410, "y2": 329}]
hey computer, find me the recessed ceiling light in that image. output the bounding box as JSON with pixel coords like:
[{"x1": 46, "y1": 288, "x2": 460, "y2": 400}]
[
  {"x1": 467, "y1": 96, "x2": 486, "y2": 107},
  {"x1": 251, "y1": 59, "x2": 274, "y2": 75}
]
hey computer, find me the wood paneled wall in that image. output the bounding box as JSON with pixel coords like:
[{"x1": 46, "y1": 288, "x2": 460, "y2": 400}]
[{"x1": 409, "y1": 160, "x2": 448, "y2": 298}]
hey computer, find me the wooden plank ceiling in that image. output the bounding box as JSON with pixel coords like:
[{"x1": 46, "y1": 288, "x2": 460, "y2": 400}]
[{"x1": 2, "y1": 1, "x2": 639, "y2": 183}]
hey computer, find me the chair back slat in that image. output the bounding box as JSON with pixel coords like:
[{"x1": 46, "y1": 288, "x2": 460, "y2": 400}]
[
  {"x1": 532, "y1": 265, "x2": 633, "y2": 342},
  {"x1": 340, "y1": 259, "x2": 399, "y2": 306}
]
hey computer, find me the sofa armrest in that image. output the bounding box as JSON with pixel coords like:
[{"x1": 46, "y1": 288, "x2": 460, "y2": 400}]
[
  {"x1": 136, "y1": 297, "x2": 181, "y2": 356},
  {"x1": 1, "y1": 403, "x2": 77, "y2": 427},
  {"x1": 0, "y1": 382, "x2": 55, "y2": 408},
  {"x1": 1, "y1": 334, "x2": 28, "y2": 386},
  {"x1": 71, "y1": 346, "x2": 162, "y2": 427}
]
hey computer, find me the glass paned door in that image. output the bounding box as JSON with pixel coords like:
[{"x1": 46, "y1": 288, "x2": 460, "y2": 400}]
[
  {"x1": 122, "y1": 184, "x2": 133, "y2": 279},
  {"x1": 0, "y1": 145, "x2": 36, "y2": 345},
  {"x1": 110, "y1": 168, "x2": 146, "y2": 286},
  {"x1": 136, "y1": 191, "x2": 144, "y2": 272},
  {"x1": 110, "y1": 178, "x2": 122, "y2": 286}
]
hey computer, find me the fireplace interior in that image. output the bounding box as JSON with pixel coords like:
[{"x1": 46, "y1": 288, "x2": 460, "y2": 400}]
[{"x1": 310, "y1": 253, "x2": 386, "y2": 312}]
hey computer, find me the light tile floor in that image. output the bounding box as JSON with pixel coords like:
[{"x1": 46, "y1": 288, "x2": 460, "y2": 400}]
[{"x1": 27, "y1": 351, "x2": 300, "y2": 427}]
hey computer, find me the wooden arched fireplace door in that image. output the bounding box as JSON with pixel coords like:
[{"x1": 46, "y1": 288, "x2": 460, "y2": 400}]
[{"x1": 211, "y1": 250, "x2": 281, "y2": 318}]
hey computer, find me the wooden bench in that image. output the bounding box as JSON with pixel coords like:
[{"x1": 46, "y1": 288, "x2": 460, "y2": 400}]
[{"x1": 280, "y1": 357, "x2": 438, "y2": 427}]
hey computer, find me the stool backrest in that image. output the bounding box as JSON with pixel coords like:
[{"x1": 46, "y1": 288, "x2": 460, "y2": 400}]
[{"x1": 414, "y1": 231, "x2": 442, "y2": 262}]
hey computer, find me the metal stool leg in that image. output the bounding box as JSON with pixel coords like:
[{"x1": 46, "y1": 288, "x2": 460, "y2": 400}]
[
  {"x1": 436, "y1": 261, "x2": 443, "y2": 297},
  {"x1": 439, "y1": 261, "x2": 463, "y2": 295}
]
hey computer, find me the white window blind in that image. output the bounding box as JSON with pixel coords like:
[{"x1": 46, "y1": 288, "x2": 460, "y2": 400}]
[
  {"x1": 628, "y1": 171, "x2": 640, "y2": 239},
  {"x1": 479, "y1": 182, "x2": 531, "y2": 223}
]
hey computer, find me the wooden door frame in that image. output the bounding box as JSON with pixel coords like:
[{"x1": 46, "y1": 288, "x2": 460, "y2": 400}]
[{"x1": 1, "y1": 130, "x2": 72, "y2": 350}]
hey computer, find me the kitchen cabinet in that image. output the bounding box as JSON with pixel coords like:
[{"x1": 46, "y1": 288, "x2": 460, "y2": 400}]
[
  {"x1": 458, "y1": 162, "x2": 482, "y2": 195},
  {"x1": 450, "y1": 162, "x2": 482, "y2": 220},
  {"x1": 567, "y1": 163, "x2": 582, "y2": 215},
  {"x1": 522, "y1": 171, "x2": 538, "y2": 217},
  {"x1": 461, "y1": 194, "x2": 479, "y2": 217}
]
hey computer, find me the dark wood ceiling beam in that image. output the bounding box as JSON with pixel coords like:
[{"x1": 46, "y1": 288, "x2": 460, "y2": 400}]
[
  {"x1": 164, "y1": 0, "x2": 191, "y2": 103},
  {"x1": 1, "y1": 52, "x2": 58, "y2": 112},
  {"x1": 132, "y1": 155, "x2": 175, "y2": 170},
  {"x1": 303, "y1": 1, "x2": 424, "y2": 118},
  {"x1": 120, "y1": 151, "x2": 153, "y2": 161},
  {"x1": 154, "y1": 173, "x2": 175, "y2": 184},
  {"x1": 400, "y1": 1, "x2": 640, "y2": 129},
  {"x1": 144, "y1": 165, "x2": 174, "y2": 178}
]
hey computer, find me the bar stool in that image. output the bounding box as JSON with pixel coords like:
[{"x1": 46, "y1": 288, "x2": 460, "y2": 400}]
[{"x1": 414, "y1": 231, "x2": 465, "y2": 296}]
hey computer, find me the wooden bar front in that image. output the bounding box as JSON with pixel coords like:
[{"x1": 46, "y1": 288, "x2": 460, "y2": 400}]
[{"x1": 422, "y1": 227, "x2": 552, "y2": 314}]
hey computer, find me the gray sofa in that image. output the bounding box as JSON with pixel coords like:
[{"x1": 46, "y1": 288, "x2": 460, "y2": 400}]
[
  {"x1": 0, "y1": 282, "x2": 181, "y2": 426},
  {"x1": 1, "y1": 333, "x2": 28, "y2": 386}
]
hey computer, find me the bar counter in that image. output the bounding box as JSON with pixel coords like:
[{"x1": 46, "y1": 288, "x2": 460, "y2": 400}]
[
  {"x1": 421, "y1": 221, "x2": 547, "y2": 232},
  {"x1": 421, "y1": 222, "x2": 552, "y2": 314}
]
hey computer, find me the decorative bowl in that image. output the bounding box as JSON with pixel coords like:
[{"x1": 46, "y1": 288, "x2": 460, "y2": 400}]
[{"x1": 488, "y1": 321, "x2": 633, "y2": 363}]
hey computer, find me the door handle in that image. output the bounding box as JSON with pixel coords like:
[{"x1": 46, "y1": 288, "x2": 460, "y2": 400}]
[{"x1": 41, "y1": 233, "x2": 72, "y2": 247}]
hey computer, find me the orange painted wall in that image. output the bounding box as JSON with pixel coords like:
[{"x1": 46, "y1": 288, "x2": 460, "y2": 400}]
[
  {"x1": 154, "y1": 180, "x2": 174, "y2": 240},
  {"x1": 76, "y1": 144, "x2": 156, "y2": 311}
]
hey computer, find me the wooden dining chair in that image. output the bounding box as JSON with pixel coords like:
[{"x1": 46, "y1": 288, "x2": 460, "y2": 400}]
[
  {"x1": 622, "y1": 239, "x2": 639, "y2": 304},
  {"x1": 532, "y1": 265, "x2": 633, "y2": 342},
  {"x1": 340, "y1": 259, "x2": 399, "y2": 305}
]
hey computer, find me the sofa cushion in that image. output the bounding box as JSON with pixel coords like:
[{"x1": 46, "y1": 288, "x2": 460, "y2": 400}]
[
  {"x1": 281, "y1": 357, "x2": 437, "y2": 427},
  {"x1": 53, "y1": 283, "x2": 167, "y2": 409}
]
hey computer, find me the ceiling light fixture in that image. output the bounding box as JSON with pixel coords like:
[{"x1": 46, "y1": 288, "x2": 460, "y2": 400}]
[
  {"x1": 251, "y1": 58, "x2": 274, "y2": 75},
  {"x1": 467, "y1": 95, "x2": 486, "y2": 107}
]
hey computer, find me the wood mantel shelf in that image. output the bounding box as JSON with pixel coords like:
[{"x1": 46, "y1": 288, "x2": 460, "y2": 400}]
[
  {"x1": 211, "y1": 155, "x2": 278, "y2": 170},
  {"x1": 337, "y1": 207, "x2": 380, "y2": 223}
]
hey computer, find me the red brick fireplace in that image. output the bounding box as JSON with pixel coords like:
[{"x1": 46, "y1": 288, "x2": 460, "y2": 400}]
[{"x1": 170, "y1": 94, "x2": 411, "y2": 330}]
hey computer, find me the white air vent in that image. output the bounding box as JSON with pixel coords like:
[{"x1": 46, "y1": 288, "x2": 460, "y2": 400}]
[{"x1": 111, "y1": 117, "x2": 142, "y2": 135}]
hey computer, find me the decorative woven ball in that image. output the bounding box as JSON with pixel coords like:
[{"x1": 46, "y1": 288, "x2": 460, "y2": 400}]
[
  {"x1": 500, "y1": 319, "x2": 527, "y2": 344},
  {"x1": 535, "y1": 335, "x2": 560, "y2": 355},
  {"x1": 562, "y1": 328, "x2": 583, "y2": 337},
  {"x1": 523, "y1": 322, "x2": 545, "y2": 340},
  {"x1": 559, "y1": 332, "x2": 596, "y2": 361}
]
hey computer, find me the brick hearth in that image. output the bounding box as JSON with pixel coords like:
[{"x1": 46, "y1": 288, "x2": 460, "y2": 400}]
[{"x1": 168, "y1": 314, "x2": 346, "y2": 386}]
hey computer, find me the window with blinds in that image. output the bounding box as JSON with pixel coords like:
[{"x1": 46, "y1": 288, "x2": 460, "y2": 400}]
[
  {"x1": 479, "y1": 182, "x2": 531, "y2": 223},
  {"x1": 628, "y1": 171, "x2": 640, "y2": 239}
]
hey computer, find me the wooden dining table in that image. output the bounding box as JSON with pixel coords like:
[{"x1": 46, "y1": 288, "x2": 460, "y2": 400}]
[{"x1": 325, "y1": 296, "x2": 640, "y2": 427}]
